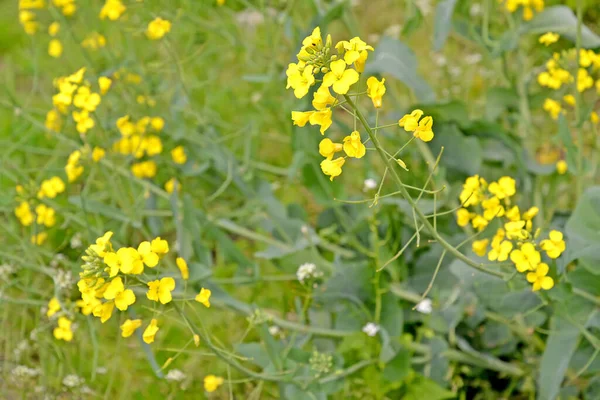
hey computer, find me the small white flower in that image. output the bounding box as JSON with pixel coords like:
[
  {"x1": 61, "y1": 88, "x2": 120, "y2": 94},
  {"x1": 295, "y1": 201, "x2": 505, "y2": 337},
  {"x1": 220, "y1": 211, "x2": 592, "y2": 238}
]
[
  {"x1": 363, "y1": 178, "x2": 378, "y2": 191},
  {"x1": 70, "y1": 233, "x2": 82, "y2": 249},
  {"x1": 268, "y1": 325, "x2": 281, "y2": 336},
  {"x1": 415, "y1": 298, "x2": 433, "y2": 314},
  {"x1": 166, "y1": 369, "x2": 186, "y2": 382},
  {"x1": 296, "y1": 263, "x2": 320, "y2": 283},
  {"x1": 96, "y1": 366, "x2": 107, "y2": 375},
  {"x1": 470, "y1": 3, "x2": 482, "y2": 16},
  {"x1": 300, "y1": 225, "x2": 309, "y2": 235},
  {"x1": 54, "y1": 269, "x2": 73, "y2": 290},
  {"x1": 465, "y1": 53, "x2": 483, "y2": 65},
  {"x1": 432, "y1": 53, "x2": 447, "y2": 67},
  {"x1": 62, "y1": 374, "x2": 84, "y2": 388},
  {"x1": 362, "y1": 322, "x2": 380, "y2": 337}
]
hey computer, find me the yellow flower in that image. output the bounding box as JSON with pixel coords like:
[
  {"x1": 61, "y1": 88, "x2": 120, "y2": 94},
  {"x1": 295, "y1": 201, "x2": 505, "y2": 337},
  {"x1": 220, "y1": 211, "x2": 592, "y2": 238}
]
[
  {"x1": 488, "y1": 229, "x2": 513, "y2": 262},
  {"x1": 73, "y1": 86, "x2": 101, "y2": 112},
  {"x1": 104, "y1": 247, "x2": 144, "y2": 276},
  {"x1": 539, "y1": 32, "x2": 559, "y2": 46},
  {"x1": 540, "y1": 230, "x2": 566, "y2": 259},
  {"x1": 35, "y1": 204, "x2": 56, "y2": 227},
  {"x1": 146, "y1": 17, "x2": 171, "y2": 40},
  {"x1": 171, "y1": 146, "x2": 187, "y2": 164},
  {"x1": 510, "y1": 243, "x2": 541, "y2": 272},
  {"x1": 204, "y1": 375, "x2": 224, "y2": 393},
  {"x1": 505, "y1": 205, "x2": 520, "y2": 221},
  {"x1": 577, "y1": 68, "x2": 593, "y2": 92},
  {"x1": 320, "y1": 157, "x2": 345, "y2": 181},
  {"x1": 322, "y1": 60, "x2": 359, "y2": 95},
  {"x1": 591, "y1": 112, "x2": 599, "y2": 125},
  {"x1": 147, "y1": 277, "x2": 176, "y2": 304},
  {"x1": 482, "y1": 196, "x2": 505, "y2": 221},
  {"x1": 165, "y1": 178, "x2": 180, "y2": 194},
  {"x1": 556, "y1": 160, "x2": 567, "y2": 175},
  {"x1": 336, "y1": 37, "x2": 374, "y2": 65},
  {"x1": 176, "y1": 257, "x2": 189, "y2": 280},
  {"x1": 45, "y1": 109, "x2": 62, "y2": 131},
  {"x1": 543, "y1": 98, "x2": 562, "y2": 120},
  {"x1": 143, "y1": 319, "x2": 159, "y2": 344},
  {"x1": 20, "y1": 11, "x2": 38, "y2": 35},
  {"x1": 505, "y1": 220, "x2": 527, "y2": 240},
  {"x1": 366, "y1": 77, "x2": 386, "y2": 108},
  {"x1": 291, "y1": 111, "x2": 313, "y2": 127},
  {"x1": 312, "y1": 86, "x2": 336, "y2": 110},
  {"x1": 120, "y1": 319, "x2": 142, "y2": 338},
  {"x1": 343, "y1": 131, "x2": 366, "y2": 158},
  {"x1": 456, "y1": 208, "x2": 471, "y2": 227},
  {"x1": 288, "y1": 65, "x2": 315, "y2": 99},
  {"x1": 93, "y1": 301, "x2": 115, "y2": 323},
  {"x1": 15, "y1": 201, "x2": 34, "y2": 226},
  {"x1": 563, "y1": 94, "x2": 575, "y2": 106},
  {"x1": 89, "y1": 147, "x2": 105, "y2": 163},
  {"x1": 488, "y1": 176, "x2": 516, "y2": 200},
  {"x1": 53, "y1": 316, "x2": 73, "y2": 341},
  {"x1": 89, "y1": 231, "x2": 113, "y2": 257},
  {"x1": 522, "y1": 206, "x2": 539, "y2": 220},
  {"x1": 459, "y1": 175, "x2": 485, "y2": 207},
  {"x1": 98, "y1": 77, "x2": 112, "y2": 94},
  {"x1": 399, "y1": 109, "x2": 424, "y2": 132},
  {"x1": 47, "y1": 297, "x2": 61, "y2": 317},
  {"x1": 72, "y1": 110, "x2": 95, "y2": 134},
  {"x1": 31, "y1": 232, "x2": 48, "y2": 245},
  {"x1": 48, "y1": 22, "x2": 60, "y2": 37},
  {"x1": 137, "y1": 241, "x2": 159, "y2": 267},
  {"x1": 195, "y1": 288, "x2": 211, "y2": 307},
  {"x1": 37, "y1": 176, "x2": 65, "y2": 199},
  {"x1": 472, "y1": 239, "x2": 489, "y2": 257},
  {"x1": 48, "y1": 39, "x2": 62, "y2": 58},
  {"x1": 82, "y1": 32, "x2": 107, "y2": 50},
  {"x1": 131, "y1": 161, "x2": 157, "y2": 178},
  {"x1": 413, "y1": 116, "x2": 434, "y2": 142},
  {"x1": 309, "y1": 109, "x2": 333, "y2": 135},
  {"x1": 151, "y1": 237, "x2": 169, "y2": 255},
  {"x1": 151, "y1": 117, "x2": 165, "y2": 131},
  {"x1": 103, "y1": 277, "x2": 136, "y2": 311},
  {"x1": 526, "y1": 263, "x2": 554, "y2": 291},
  {"x1": 100, "y1": 0, "x2": 126, "y2": 20},
  {"x1": 471, "y1": 215, "x2": 488, "y2": 231},
  {"x1": 319, "y1": 138, "x2": 343, "y2": 159},
  {"x1": 354, "y1": 49, "x2": 369, "y2": 73}
]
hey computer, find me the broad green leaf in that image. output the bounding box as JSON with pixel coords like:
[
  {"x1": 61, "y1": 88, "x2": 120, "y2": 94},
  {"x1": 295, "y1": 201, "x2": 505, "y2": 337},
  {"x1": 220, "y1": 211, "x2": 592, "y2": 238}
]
[
  {"x1": 433, "y1": 0, "x2": 458, "y2": 51},
  {"x1": 365, "y1": 37, "x2": 436, "y2": 102},
  {"x1": 383, "y1": 348, "x2": 411, "y2": 383},
  {"x1": 565, "y1": 186, "x2": 600, "y2": 274},
  {"x1": 522, "y1": 6, "x2": 600, "y2": 48},
  {"x1": 404, "y1": 375, "x2": 455, "y2": 400},
  {"x1": 429, "y1": 124, "x2": 482, "y2": 176}
]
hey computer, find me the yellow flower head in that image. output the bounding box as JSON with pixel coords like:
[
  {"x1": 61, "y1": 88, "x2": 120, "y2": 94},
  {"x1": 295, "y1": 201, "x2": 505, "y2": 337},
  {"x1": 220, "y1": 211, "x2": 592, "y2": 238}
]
[
  {"x1": 38, "y1": 176, "x2": 66, "y2": 199},
  {"x1": 92, "y1": 301, "x2": 115, "y2": 323},
  {"x1": 292, "y1": 111, "x2": 313, "y2": 128},
  {"x1": 204, "y1": 375, "x2": 224, "y2": 393},
  {"x1": 556, "y1": 160, "x2": 567, "y2": 175},
  {"x1": 336, "y1": 37, "x2": 374, "y2": 66},
  {"x1": 540, "y1": 230, "x2": 566, "y2": 259},
  {"x1": 343, "y1": 131, "x2": 366, "y2": 158},
  {"x1": 398, "y1": 109, "x2": 424, "y2": 132},
  {"x1": 505, "y1": 220, "x2": 527, "y2": 240},
  {"x1": 165, "y1": 178, "x2": 180, "y2": 194},
  {"x1": 15, "y1": 201, "x2": 34, "y2": 226},
  {"x1": 195, "y1": 288, "x2": 211, "y2": 307},
  {"x1": 47, "y1": 297, "x2": 61, "y2": 317},
  {"x1": 143, "y1": 319, "x2": 159, "y2": 344},
  {"x1": 103, "y1": 277, "x2": 136, "y2": 311},
  {"x1": 488, "y1": 176, "x2": 516, "y2": 200},
  {"x1": 366, "y1": 77, "x2": 386, "y2": 108},
  {"x1": 53, "y1": 316, "x2": 73, "y2": 341},
  {"x1": 543, "y1": 98, "x2": 562, "y2": 120},
  {"x1": 312, "y1": 86, "x2": 337, "y2": 111},
  {"x1": 120, "y1": 319, "x2": 142, "y2": 338},
  {"x1": 171, "y1": 146, "x2": 187, "y2": 164},
  {"x1": 309, "y1": 109, "x2": 333, "y2": 135},
  {"x1": 322, "y1": 60, "x2": 359, "y2": 95},
  {"x1": 176, "y1": 257, "x2": 189, "y2": 280},
  {"x1": 89, "y1": 231, "x2": 113, "y2": 257},
  {"x1": 92, "y1": 147, "x2": 106, "y2": 162},
  {"x1": 472, "y1": 239, "x2": 490, "y2": 257},
  {"x1": 471, "y1": 215, "x2": 488, "y2": 231},
  {"x1": 526, "y1": 263, "x2": 554, "y2": 291},
  {"x1": 288, "y1": 65, "x2": 315, "y2": 99},
  {"x1": 151, "y1": 237, "x2": 169, "y2": 255},
  {"x1": 98, "y1": 77, "x2": 112, "y2": 94},
  {"x1": 456, "y1": 208, "x2": 472, "y2": 227},
  {"x1": 319, "y1": 138, "x2": 343, "y2": 159},
  {"x1": 100, "y1": 0, "x2": 126, "y2": 20},
  {"x1": 147, "y1": 277, "x2": 176, "y2": 304},
  {"x1": 522, "y1": 206, "x2": 539, "y2": 221},
  {"x1": 320, "y1": 157, "x2": 345, "y2": 181},
  {"x1": 510, "y1": 242, "x2": 541, "y2": 272},
  {"x1": 35, "y1": 204, "x2": 56, "y2": 227},
  {"x1": 413, "y1": 116, "x2": 434, "y2": 142},
  {"x1": 539, "y1": 32, "x2": 559, "y2": 46},
  {"x1": 48, "y1": 39, "x2": 63, "y2": 58},
  {"x1": 482, "y1": 196, "x2": 505, "y2": 221},
  {"x1": 146, "y1": 17, "x2": 171, "y2": 40},
  {"x1": 48, "y1": 22, "x2": 60, "y2": 37}
]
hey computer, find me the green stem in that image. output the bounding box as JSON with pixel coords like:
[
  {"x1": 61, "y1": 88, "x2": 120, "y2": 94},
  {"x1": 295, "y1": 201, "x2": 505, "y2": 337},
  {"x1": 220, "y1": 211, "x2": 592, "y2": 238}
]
[
  {"x1": 574, "y1": 0, "x2": 585, "y2": 198},
  {"x1": 343, "y1": 95, "x2": 505, "y2": 279}
]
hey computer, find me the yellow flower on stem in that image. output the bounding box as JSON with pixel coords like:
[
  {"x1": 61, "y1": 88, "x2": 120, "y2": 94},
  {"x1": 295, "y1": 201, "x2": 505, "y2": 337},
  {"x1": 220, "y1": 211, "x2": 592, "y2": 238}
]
[
  {"x1": 342, "y1": 131, "x2": 366, "y2": 158},
  {"x1": 336, "y1": 37, "x2": 374, "y2": 65},
  {"x1": 53, "y1": 316, "x2": 73, "y2": 341},
  {"x1": 171, "y1": 146, "x2": 187, "y2": 164},
  {"x1": 413, "y1": 116, "x2": 434, "y2": 142},
  {"x1": 471, "y1": 215, "x2": 488, "y2": 231},
  {"x1": 48, "y1": 39, "x2": 62, "y2": 58},
  {"x1": 93, "y1": 301, "x2": 115, "y2": 323},
  {"x1": 48, "y1": 22, "x2": 60, "y2": 37},
  {"x1": 100, "y1": 0, "x2": 126, "y2": 20},
  {"x1": 526, "y1": 263, "x2": 554, "y2": 291},
  {"x1": 319, "y1": 138, "x2": 343, "y2": 159},
  {"x1": 146, "y1": 17, "x2": 171, "y2": 40},
  {"x1": 505, "y1": 220, "x2": 527, "y2": 240},
  {"x1": 488, "y1": 177, "x2": 516, "y2": 200},
  {"x1": 539, "y1": 32, "x2": 559, "y2": 46},
  {"x1": 151, "y1": 237, "x2": 169, "y2": 256},
  {"x1": 322, "y1": 59, "x2": 359, "y2": 95},
  {"x1": 15, "y1": 201, "x2": 33, "y2": 226},
  {"x1": 38, "y1": 176, "x2": 65, "y2": 199},
  {"x1": 165, "y1": 178, "x2": 180, "y2": 194},
  {"x1": 309, "y1": 109, "x2": 333, "y2": 134},
  {"x1": 556, "y1": 160, "x2": 567, "y2": 175},
  {"x1": 456, "y1": 208, "x2": 471, "y2": 227},
  {"x1": 482, "y1": 197, "x2": 505, "y2": 221},
  {"x1": 176, "y1": 257, "x2": 189, "y2": 280},
  {"x1": 320, "y1": 157, "x2": 345, "y2": 181},
  {"x1": 366, "y1": 77, "x2": 386, "y2": 108},
  {"x1": 398, "y1": 109, "x2": 423, "y2": 132},
  {"x1": 510, "y1": 243, "x2": 541, "y2": 272},
  {"x1": 147, "y1": 277, "x2": 176, "y2": 304},
  {"x1": 540, "y1": 230, "x2": 566, "y2": 259},
  {"x1": 312, "y1": 86, "x2": 336, "y2": 110},
  {"x1": 472, "y1": 239, "x2": 490, "y2": 257},
  {"x1": 47, "y1": 297, "x2": 61, "y2": 317},
  {"x1": 143, "y1": 319, "x2": 159, "y2": 344},
  {"x1": 137, "y1": 241, "x2": 160, "y2": 267},
  {"x1": 292, "y1": 111, "x2": 313, "y2": 127},
  {"x1": 98, "y1": 77, "x2": 112, "y2": 94},
  {"x1": 89, "y1": 231, "x2": 113, "y2": 257},
  {"x1": 543, "y1": 98, "x2": 562, "y2": 120},
  {"x1": 72, "y1": 110, "x2": 95, "y2": 134},
  {"x1": 120, "y1": 319, "x2": 142, "y2": 338},
  {"x1": 35, "y1": 204, "x2": 56, "y2": 227},
  {"x1": 288, "y1": 66, "x2": 315, "y2": 99},
  {"x1": 195, "y1": 288, "x2": 211, "y2": 307},
  {"x1": 92, "y1": 147, "x2": 105, "y2": 162},
  {"x1": 103, "y1": 277, "x2": 136, "y2": 311},
  {"x1": 204, "y1": 375, "x2": 224, "y2": 393}
]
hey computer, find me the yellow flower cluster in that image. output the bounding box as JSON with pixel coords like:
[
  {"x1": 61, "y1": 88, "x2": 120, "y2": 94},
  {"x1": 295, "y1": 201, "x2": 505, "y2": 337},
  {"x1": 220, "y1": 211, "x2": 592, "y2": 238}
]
[
  {"x1": 398, "y1": 109, "x2": 434, "y2": 142},
  {"x1": 502, "y1": 0, "x2": 544, "y2": 21},
  {"x1": 146, "y1": 17, "x2": 172, "y2": 40},
  {"x1": 82, "y1": 32, "x2": 107, "y2": 50},
  {"x1": 77, "y1": 232, "x2": 211, "y2": 344},
  {"x1": 64, "y1": 145, "x2": 105, "y2": 182},
  {"x1": 204, "y1": 375, "x2": 224, "y2": 392},
  {"x1": 457, "y1": 175, "x2": 566, "y2": 291},
  {"x1": 100, "y1": 0, "x2": 126, "y2": 21},
  {"x1": 47, "y1": 295, "x2": 73, "y2": 342}
]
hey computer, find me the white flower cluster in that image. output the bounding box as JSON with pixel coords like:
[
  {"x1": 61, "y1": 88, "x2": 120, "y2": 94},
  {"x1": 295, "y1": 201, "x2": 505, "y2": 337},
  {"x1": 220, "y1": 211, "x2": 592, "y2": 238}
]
[
  {"x1": 63, "y1": 374, "x2": 85, "y2": 388},
  {"x1": 296, "y1": 263, "x2": 323, "y2": 284},
  {"x1": 362, "y1": 322, "x2": 380, "y2": 337},
  {"x1": 166, "y1": 369, "x2": 186, "y2": 382}
]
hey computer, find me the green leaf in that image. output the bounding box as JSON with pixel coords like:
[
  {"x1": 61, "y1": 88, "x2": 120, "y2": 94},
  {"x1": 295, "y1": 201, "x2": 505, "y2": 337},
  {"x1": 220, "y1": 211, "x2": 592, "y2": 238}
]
[
  {"x1": 402, "y1": 6, "x2": 423, "y2": 39},
  {"x1": 538, "y1": 316, "x2": 580, "y2": 400},
  {"x1": 429, "y1": 124, "x2": 482, "y2": 176},
  {"x1": 68, "y1": 195, "x2": 142, "y2": 228},
  {"x1": 383, "y1": 348, "x2": 411, "y2": 383},
  {"x1": 433, "y1": 0, "x2": 457, "y2": 51},
  {"x1": 521, "y1": 6, "x2": 600, "y2": 48},
  {"x1": 365, "y1": 37, "x2": 436, "y2": 103},
  {"x1": 404, "y1": 375, "x2": 455, "y2": 400},
  {"x1": 565, "y1": 186, "x2": 600, "y2": 274}
]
